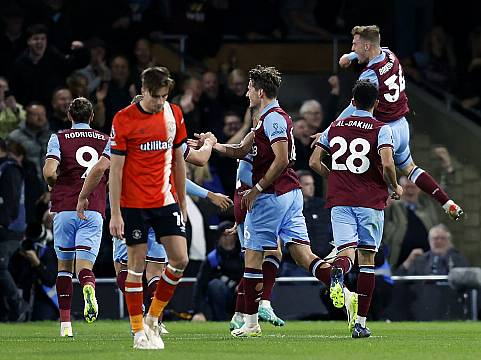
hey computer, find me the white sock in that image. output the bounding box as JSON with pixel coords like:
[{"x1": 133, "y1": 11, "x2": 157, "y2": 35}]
[
  {"x1": 233, "y1": 312, "x2": 244, "y2": 319},
  {"x1": 442, "y1": 199, "x2": 454, "y2": 211},
  {"x1": 145, "y1": 314, "x2": 157, "y2": 326},
  {"x1": 134, "y1": 330, "x2": 146, "y2": 340},
  {"x1": 356, "y1": 316, "x2": 366, "y2": 327},
  {"x1": 259, "y1": 300, "x2": 271, "y2": 308},
  {"x1": 245, "y1": 313, "x2": 258, "y2": 327}
]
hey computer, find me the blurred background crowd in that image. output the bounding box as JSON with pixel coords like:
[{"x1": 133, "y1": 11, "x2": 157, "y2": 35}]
[{"x1": 0, "y1": 0, "x2": 479, "y2": 323}]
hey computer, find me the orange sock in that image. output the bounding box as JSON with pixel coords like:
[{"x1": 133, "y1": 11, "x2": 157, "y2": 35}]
[
  {"x1": 125, "y1": 281, "x2": 144, "y2": 333},
  {"x1": 148, "y1": 267, "x2": 182, "y2": 317}
]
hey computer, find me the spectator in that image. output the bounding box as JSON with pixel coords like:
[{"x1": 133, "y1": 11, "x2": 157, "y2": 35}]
[
  {"x1": 7, "y1": 102, "x2": 52, "y2": 183},
  {"x1": 280, "y1": 170, "x2": 333, "y2": 277},
  {"x1": 224, "y1": 69, "x2": 249, "y2": 117},
  {"x1": 191, "y1": 221, "x2": 243, "y2": 321},
  {"x1": 0, "y1": 76, "x2": 26, "y2": 139},
  {"x1": 199, "y1": 70, "x2": 225, "y2": 138},
  {"x1": 132, "y1": 38, "x2": 156, "y2": 93},
  {"x1": 66, "y1": 71, "x2": 89, "y2": 99},
  {"x1": 396, "y1": 224, "x2": 469, "y2": 275},
  {"x1": 383, "y1": 176, "x2": 439, "y2": 269},
  {"x1": 214, "y1": 112, "x2": 243, "y2": 198},
  {"x1": 28, "y1": 0, "x2": 74, "y2": 53},
  {"x1": 292, "y1": 117, "x2": 312, "y2": 170},
  {"x1": 0, "y1": 5, "x2": 25, "y2": 76},
  {"x1": 78, "y1": 37, "x2": 111, "y2": 94},
  {"x1": 9, "y1": 24, "x2": 86, "y2": 105},
  {"x1": 10, "y1": 217, "x2": 58, "y2": 321},
  {"x1": 0, "y1": 137, "x2": 29, "y2": 322},
  {"x1": 7, "y1": 141, "x2": 47, "y2": 224},
  {"x1": 99, "y1": 55, "x2": 136, "y2": 134},
  {"x1": 281, "y1": 0, "x2": 331, "y2": 39},
  {"x1": 461, "y1": 27, "x2": 481, "y2": 111},
  {"x1": 410, "y1": 26, "x2": 457, "y2": 90},
  {"x1": 298, "y1": 75, "x2": 340, "y2": 133},
  {"x1": 299, "y1": 99, "x2": 323, "y2": 134},
  {"x1": 292, "y1": 117, "x2": 324, "y2": 196},
  {"x1": 49, "y1": 87, "x2": 72, "y2": 132},
  {"x1": 172, "y1": 74, "x2": 203, "y2": 137}
]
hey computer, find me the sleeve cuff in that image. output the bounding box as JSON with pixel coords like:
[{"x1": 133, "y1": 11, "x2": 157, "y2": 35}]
[
  {"x1": 377, "y1": 144, "x2": 394, "y2": 154},
  {"x1": 46, "y1": 154, "x2": 60, "y2": 162},
  {"x1": 111, "y1": 149, "x2": 126, "y2": 156},
  {"x1": 316, "y1": 142, "x2": 330, "y2": 153},
  {"x1": 174, "y1": 137, "x2": 187, "y2": 148}
]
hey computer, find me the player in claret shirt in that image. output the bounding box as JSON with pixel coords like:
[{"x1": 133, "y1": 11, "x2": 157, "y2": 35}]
[
  {"x1": 43, "y1": 97, "x2": 109, "y2": 337},
  {"x1": 335, "y1": 25, "x2": 463, "y2": 220},
  {"x1": 211, "y1": 65, "x2": 357, "y2": 338},
  {"x1": 310, "y1": 80, "x2": 403, "y2": 338}
]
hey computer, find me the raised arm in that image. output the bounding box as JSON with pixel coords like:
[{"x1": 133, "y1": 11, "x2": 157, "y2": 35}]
[
  {"x1": 213, "y1": 131, "x2": 254, "y2": 159},
  {"x1": 185, "y1": 133, "x2": 216, "y2": 166}
]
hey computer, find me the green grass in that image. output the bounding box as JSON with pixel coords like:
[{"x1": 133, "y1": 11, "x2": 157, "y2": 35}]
[{"x1": 1, "y1": 320, "x2": 480, "y2": 360}]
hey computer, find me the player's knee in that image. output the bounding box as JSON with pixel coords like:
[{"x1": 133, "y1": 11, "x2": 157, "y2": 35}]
[
  {"x1": 357, "y1": 250, "x2": 375, "y2": 265},
  {"x1": 169, "y1": 255, "x2": 189, "y2": 271}
]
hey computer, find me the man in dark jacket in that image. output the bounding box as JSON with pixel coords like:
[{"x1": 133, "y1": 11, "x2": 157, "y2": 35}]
[
  {"x1": 0, "y1": 137, "x2": 29, "y2": 321},
  {"x1": 191, "y1": 221, "x2": 243, "y2": 321}
]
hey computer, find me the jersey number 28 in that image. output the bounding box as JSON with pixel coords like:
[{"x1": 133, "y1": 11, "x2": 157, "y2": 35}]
[{"x1": 330, "y1": 136, "x2": 370, "y2": 174}]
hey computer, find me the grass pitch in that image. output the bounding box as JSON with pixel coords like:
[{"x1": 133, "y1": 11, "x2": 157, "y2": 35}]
[{"x1": 1, "y1": 320, "x2": 480, "y2": 360}]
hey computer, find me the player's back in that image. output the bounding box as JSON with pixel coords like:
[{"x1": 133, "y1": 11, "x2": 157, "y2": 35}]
[
  {"x1": 50, "y1": 128, "x2": 109, "y2": 216},
  {"x1": 364, "y1": 48, "x2": 409, "y2": 122},
  {"x1": 324, "y1": 112, "x2": 391, "y2": 210}
]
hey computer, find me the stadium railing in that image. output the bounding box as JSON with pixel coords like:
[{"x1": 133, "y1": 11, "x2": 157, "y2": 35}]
[{"x1": 77, "y1": 275, "x2": 478, "y2": 321}]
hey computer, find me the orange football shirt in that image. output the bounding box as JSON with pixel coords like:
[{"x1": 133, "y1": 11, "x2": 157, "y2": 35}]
[{"x1": 110, "y1": 101, "x2": 187, "y2": 208}]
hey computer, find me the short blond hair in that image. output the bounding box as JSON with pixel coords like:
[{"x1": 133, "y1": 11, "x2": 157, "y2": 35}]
[{"x1": 352, "y1": 25, "x2": 381, "y2": 45}]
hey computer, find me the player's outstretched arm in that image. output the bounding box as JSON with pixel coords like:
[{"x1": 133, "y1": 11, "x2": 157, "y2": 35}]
[
  {"x1": 173, "y1": 146, "x2": 187, "y2": 222},
  {"x1": 380, "y1": 147, "x2": 403, "y2": 199},
  {"x1": 186, "y1": 179, "x2": 232, "y2": 210},
  {"x1": 309, "y1": 146, "x2": 330, "y2": 178},
  {"x1": 43, "y1": 159, "x2": 59, "y2": 187},
  {"x1": 76, "y1": 156, "x2": 110, "y2": 220},
  {"x1": 109, "y1": 154, "x2": 125, "y2": 239},
  {"x1": 213, "y1": 131, "x2": 254, "y2": 159},
  {"x1": 241, "y1": 140, "x2": 289, "y2": 211},
  {"x1": 186, "y1": 133, "x2": 217, "y2": 166}
]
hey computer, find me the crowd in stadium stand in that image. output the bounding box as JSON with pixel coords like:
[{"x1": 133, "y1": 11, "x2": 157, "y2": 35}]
[{"x1": 0, "y1": 0, "x2": 475, "y2": 322}]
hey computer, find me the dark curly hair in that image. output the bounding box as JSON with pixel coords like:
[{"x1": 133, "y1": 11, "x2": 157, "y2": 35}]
[
  {"x1": 352, "y1": 80, "x2": 378, "y2": 110},
  {"x1": 248, "y1": 65, "x2": 282, "y2": 99},
  {"x1": 68, "y1": 97, "x2": 93, "y2": 123}
]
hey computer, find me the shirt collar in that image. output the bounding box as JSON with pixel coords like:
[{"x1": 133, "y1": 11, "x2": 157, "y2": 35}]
[
  {"x1": 260, "y1": 99, "x2": 279, "y2": 116},
  {"x1": 71, "y1": 123, "x2": 91, "y2": 129},
  {"x1": 352, "y1": 109, "x2": 374, "y2": 118},
  {"x1": 367, "y1": 51, "x2": 385, "y2": 67}
]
